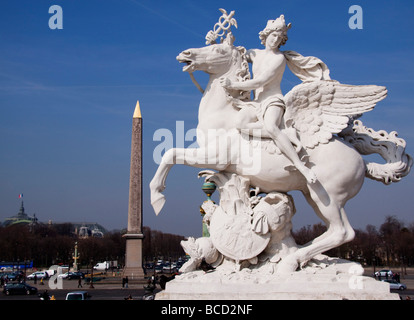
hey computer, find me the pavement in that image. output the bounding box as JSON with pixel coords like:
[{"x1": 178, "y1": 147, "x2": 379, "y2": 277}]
[{"x1": 30, "y1": 274, "x2": 149, "y2": 289}]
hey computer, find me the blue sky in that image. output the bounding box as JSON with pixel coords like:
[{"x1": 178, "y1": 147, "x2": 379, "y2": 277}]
[{"x1": 1, "y1": 0, "x2": 413, "y2": 237}]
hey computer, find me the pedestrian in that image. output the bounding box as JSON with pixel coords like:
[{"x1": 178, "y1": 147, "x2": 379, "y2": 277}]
[
  {"x1": 125, "y1": 276, "x2": 129, "y2": 288},
  {"x1": 78, "y1": 277, "x2": 82, "y2": 288},
  {"x1": 42, "y1": 290, "x2": 50, "y2": 300}
]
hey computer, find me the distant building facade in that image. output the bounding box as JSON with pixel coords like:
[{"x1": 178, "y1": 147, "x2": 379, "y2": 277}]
[{"x1": 74, "y1": 223, "x2": 105, "y2": 238}]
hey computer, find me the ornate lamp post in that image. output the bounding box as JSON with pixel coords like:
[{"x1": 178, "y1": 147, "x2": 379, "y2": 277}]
[
  {"x1": 89, "y1": 259, "x2": 94, "y2": 289},
  {"x1": 72, "y1": 242, "x2": 80, "y2": 272},
  {"x1": 199, "y1": 182, "x2": 216, "y2": 237}
]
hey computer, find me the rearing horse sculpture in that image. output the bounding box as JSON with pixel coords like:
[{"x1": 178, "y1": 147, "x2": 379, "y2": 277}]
[{"x1": 150, "y1": 33, "x2": 412, "y2": 273}]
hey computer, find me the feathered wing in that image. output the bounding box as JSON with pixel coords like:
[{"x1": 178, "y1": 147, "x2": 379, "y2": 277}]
[{"x1": 283, "y1": 80, "x2": 388, "y2": 149}]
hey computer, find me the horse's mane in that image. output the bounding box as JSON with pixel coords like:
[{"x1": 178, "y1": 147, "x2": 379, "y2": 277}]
[{"x1": 234, "y1": 46, "x2": 251, "y2": 101}]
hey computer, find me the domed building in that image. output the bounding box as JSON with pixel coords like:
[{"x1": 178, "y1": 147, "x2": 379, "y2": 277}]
[
  {"x1": 2, "y1": 201, "x2": 107, "y2": 237},
  {"x1": 2, "y1": 201, "x2": 38, "y2": 227}
]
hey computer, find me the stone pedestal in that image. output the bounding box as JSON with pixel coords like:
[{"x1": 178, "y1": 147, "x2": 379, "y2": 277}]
[
  {"x1": 123, "y1": 233, "x2": 145, "y2": 279},
  {"x1": 155, "y1": 258, "x2": 399, "y2": 300}
]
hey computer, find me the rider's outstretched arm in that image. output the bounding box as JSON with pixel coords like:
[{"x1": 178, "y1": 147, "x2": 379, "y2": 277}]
[{"x1": 220, "y1": 68, "x2": 275, "y2": 91}]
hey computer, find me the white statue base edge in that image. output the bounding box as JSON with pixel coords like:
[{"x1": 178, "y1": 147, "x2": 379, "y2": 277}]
[{"x1": 155, "y1": 257, "x2": 399, "y2": 300}]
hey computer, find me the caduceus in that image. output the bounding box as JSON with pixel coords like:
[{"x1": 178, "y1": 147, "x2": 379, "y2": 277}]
[
  {"x1": 189, "y1": 9, "x2": 237, "y2": 93},
  {"x1": 189, "y1": 9, "x2": 238, "y2": 94},
  {"x1": 205, "y1": 8, "x2": 238, "y2": 45}
]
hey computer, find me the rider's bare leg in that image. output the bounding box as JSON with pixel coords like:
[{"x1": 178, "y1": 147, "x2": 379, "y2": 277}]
[
  {"x1": 263, "y1": 106, "x2": 317, "y2": 184},
  {"x1": 235, "y1": 106, "x2": 261, "y2": 130}
]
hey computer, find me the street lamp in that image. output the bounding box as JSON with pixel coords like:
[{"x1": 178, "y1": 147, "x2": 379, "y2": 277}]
[
  {"x1": 89, "y1": 259, "x2": 94, "y2": 289},
  {"x1": 72, "y1": 242, "x2": 80, "y2": 272}
]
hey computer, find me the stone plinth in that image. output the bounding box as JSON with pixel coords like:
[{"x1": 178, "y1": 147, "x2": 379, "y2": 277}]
[
  {"x1": 123, "y1": 233, "x2": 145, "y2": 279},
  {"x1": 155, "y1": 258, "x2": 399, "y2": 300}
]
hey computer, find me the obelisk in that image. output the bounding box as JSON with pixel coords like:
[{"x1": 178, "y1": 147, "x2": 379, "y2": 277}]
[{"x1": 123, "y1": 101, "x2": 145, "y2": 279}]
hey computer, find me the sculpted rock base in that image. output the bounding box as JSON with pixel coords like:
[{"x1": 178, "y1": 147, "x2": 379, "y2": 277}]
[{"x1": 155, "y1": 256, "x2": 399, "y2": 300}]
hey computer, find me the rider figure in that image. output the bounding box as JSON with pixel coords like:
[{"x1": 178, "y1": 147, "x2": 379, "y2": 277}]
[{"x1": 220, "y1": 15, "x2": 317, "y2": 184}]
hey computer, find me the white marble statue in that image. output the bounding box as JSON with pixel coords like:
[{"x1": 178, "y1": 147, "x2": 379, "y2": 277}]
[{"x1": 150, "y1": 10, "x2": 412, "y2": 278}]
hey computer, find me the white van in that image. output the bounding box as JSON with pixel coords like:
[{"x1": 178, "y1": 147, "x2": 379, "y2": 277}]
[
  {"x1": 93, "y1": 262, "x2": 109, "y2": 271},
  {"x1": 65, "y1": 291, "x2": 91, "y2": 300}
]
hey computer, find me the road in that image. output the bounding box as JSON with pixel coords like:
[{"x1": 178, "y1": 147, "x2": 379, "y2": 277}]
[
  {"x1": 0, "y1": 288, "x2": 157, "y2": 300},
  {"x1": 0, "y1": 276, "x2": 160, "y2": 300}
]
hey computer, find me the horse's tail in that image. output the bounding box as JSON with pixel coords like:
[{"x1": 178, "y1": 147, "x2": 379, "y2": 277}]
[{"x1": 340, "y1": 120, "x2": 412, "y2": 185}]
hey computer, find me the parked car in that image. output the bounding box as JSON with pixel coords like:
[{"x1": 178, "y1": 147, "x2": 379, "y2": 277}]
[
  {"x1": 374, "y1": 269, "x2": 393, "y2": 278},
  {"x1": 65, "y1": 291, "x2": 91, "y2": 300},
  {"x1": 382, "y1": 279, "x2": 407, "y2": 291},
  {"x1": 0, "y1": 271, "x2": 24, "y2": 281},
  {"x1": 69, "y1": 272, "x2": 85, "y2": 280},
  {"x1": 58, "y1": 272, "x2": 84, "y2": 280},
  {"x1": 27, "y1": 271, "x2": 48, "y2": 280},
  {"x1": 155, "y1": 265, "x2": 163, "y2": 273},
  {"x1": 3, "y1": 282, "x2": 38, "y2": 295}
]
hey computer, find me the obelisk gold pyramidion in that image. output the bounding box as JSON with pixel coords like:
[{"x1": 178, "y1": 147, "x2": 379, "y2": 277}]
[{"x1": 123, "y1": 101, "x2": 145, "y2": 279}]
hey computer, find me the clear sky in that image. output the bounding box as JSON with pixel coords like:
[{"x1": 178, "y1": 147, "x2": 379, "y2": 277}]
[{"x1": 1, "y1": 0, "x2": 413, "y2": 237}]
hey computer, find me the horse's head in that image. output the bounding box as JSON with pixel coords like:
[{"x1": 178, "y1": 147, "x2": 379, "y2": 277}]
[{"x1": 177, "y1": 33, "x2": 244, "y2": 76}]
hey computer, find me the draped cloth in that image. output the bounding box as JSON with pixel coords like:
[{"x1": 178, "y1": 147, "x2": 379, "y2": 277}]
[{"x1": 283, "y1": 50, "x2": 331, "y2": 81}]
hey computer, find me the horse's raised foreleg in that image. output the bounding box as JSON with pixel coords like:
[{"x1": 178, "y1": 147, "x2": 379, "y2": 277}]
[
  {"x1": 150, "y1": 147, "x2": 226, "y2": 215},
  {"x1": 149, "y1": 157, "x2": 171, "y2": 216}
]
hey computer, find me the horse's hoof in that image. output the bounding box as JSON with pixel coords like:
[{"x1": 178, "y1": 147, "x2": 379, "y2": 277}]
[
  {"x1": 276, "y1": 257, "x2": 299, "y2": 274},
  {"x1": 151, "y1": 193, "x2": 166, "y2": 216}
]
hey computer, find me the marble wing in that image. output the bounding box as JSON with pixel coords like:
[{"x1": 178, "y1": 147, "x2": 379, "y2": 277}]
[{"x1": 283, "y1": 80, "x2": 387, "y2": 149}]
